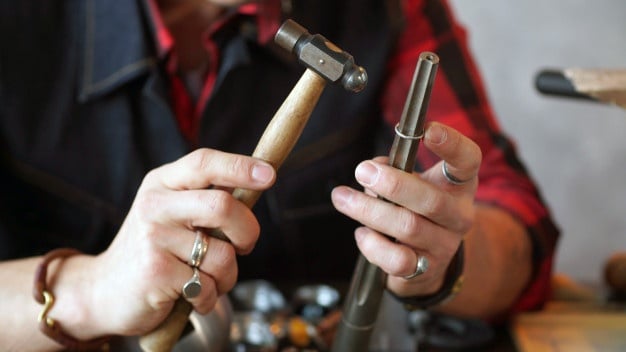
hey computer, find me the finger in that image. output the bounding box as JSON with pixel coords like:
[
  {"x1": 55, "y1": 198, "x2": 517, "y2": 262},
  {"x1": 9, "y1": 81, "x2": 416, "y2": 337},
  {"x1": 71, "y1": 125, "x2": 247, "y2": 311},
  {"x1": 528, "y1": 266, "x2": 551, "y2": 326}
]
[
  {"x1": 354, "y1": 226, "x2": 440, "y2": 282},
  {"x1": 135, "y1": 188, "x2": 260, "y2": 253},
  {"x1": 331, "y1": 186, "x2": 461, "y2": 254},
  {"x1": 348, "y1": 161, "x2": 473, "y2": 232},
  {"x1": 196, "y1": 237, "x2": 238, "y2": 295},
  {"x1": 145, "y1": 148, "x2": 276, "y2": 191},
  {"x1": 422, "y1": 122, "x2": 482, "y2": 185}
]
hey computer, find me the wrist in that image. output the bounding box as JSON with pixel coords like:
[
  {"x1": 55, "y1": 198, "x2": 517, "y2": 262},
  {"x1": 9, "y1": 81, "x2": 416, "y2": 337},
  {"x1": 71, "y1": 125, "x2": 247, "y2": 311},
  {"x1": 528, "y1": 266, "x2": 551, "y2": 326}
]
[
  {"x1": 52, "y1": 256, "x2": 94, "y2": 338},
  {"x1": 35, "y1": 249, "x2": 111, "y2": 347}
]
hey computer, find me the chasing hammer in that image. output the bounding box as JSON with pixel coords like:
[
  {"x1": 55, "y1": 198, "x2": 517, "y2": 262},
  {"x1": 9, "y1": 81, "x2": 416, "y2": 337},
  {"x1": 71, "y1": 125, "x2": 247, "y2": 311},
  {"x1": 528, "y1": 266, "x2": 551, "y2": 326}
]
[{"x1": 138, "y1": 19, "x2": 367, "y2": 352}]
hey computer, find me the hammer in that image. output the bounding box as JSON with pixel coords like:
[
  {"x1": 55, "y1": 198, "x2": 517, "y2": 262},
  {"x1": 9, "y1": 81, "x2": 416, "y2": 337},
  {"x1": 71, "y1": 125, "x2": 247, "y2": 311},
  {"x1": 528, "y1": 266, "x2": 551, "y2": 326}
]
[{"x1": 138, "y1": 19, "x2": 367, "y2": 352}]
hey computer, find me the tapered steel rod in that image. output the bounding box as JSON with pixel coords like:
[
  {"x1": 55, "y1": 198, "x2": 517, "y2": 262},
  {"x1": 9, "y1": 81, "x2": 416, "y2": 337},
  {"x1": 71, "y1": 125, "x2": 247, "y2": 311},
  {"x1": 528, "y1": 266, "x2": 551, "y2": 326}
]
[{"x1": 331, "y1": 52, "x2": 439, "y2": 352}]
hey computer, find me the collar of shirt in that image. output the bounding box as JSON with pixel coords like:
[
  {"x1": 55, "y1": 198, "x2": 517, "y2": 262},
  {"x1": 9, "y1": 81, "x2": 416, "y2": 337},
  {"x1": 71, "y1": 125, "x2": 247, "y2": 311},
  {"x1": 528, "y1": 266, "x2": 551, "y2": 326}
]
[
  {"x1": 145, "y1": 0, "x2": 282, "y2": 145},
  {"x1": 146, "y1": 0, "x2": 282, "y2": 63}
]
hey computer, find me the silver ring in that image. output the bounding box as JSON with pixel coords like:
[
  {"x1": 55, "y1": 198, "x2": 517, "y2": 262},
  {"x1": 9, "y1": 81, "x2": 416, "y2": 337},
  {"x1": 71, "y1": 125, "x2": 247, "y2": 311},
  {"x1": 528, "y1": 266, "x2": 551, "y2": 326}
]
[
  {"x1": 182, "y1": 267, "x2": 202, "y2": 299},
  {"x1": 188, "y1": 231, "x2": 208, "y2": 268},
  {"x1": 442, "y1": 161, "x2": 470, "y2": 185},
  {"x1": 394, "y1": 123, "x2": 424, "y2": 140},
  {"x1": 403, "y1": 255, "x2": 429, "y2": 280}
]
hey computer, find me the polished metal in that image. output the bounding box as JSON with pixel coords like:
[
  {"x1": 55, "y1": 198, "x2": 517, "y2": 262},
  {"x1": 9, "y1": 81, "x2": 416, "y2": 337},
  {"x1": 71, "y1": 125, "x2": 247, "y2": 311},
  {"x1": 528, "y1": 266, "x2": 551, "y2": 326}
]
[
  {"x1": 332, "y1": 52, "x2": 439, "y2": 352},
  {"x1": 403, "y1": 255, "x2": 430, "y2": 280},
  {"x1": 274, "y1": 19, "x2": 368, "y2": 92},
  {"x1": 442, "y1": 161, "x2": 469, "y2": 185},
  {"x1": 182, "y1": 268, "x2": 202, "y2": 299},
  {"x1": 187, "y1": 231, "x2": 208, "y2": 268}
]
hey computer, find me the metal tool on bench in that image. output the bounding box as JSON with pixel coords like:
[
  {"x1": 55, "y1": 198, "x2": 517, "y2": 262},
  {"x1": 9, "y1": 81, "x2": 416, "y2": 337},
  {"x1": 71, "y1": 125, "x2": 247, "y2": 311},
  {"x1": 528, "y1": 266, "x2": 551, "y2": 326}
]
[{"x1": 137, "y1": 19, "x2": 367, "y2": 352}]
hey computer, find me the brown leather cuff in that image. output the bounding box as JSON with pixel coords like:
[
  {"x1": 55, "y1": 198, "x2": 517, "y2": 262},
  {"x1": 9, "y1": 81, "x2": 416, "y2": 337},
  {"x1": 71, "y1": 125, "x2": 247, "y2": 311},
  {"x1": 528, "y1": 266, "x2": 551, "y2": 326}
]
[{"x1": 33, "y1": 248, "x2": 112, "y2": 351}]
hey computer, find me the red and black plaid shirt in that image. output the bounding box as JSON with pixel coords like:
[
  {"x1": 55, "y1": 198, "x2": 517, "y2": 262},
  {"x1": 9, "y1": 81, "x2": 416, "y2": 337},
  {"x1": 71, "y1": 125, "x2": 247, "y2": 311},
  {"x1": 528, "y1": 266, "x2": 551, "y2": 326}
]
[{"x1": 148, "y1": 0, "x2": 559, "y2": 316}]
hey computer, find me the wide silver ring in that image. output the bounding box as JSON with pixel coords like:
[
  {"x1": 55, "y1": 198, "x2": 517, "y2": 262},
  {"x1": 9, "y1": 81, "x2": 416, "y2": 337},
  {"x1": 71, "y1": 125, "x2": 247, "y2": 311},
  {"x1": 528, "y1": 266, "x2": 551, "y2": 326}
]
[
  {"x1": 442, "y1": 161, "x2": 470, "y2": 186},
  {"x1": 183, "y1": 267, "x2": 202, "y2": 299},
  {"x1": 188, "y1": 231, "x2": 209, "y2": 268},
  {"x1": 403, "y1": 255, "x2": 429, "y2": 280}
]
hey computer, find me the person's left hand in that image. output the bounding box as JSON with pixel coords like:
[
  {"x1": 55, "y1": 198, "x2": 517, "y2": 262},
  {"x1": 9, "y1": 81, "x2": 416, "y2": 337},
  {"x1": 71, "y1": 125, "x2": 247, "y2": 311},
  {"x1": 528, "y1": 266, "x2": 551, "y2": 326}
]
[{"x1": 330, "y1": 121, "x2": 481, "y2": 297}]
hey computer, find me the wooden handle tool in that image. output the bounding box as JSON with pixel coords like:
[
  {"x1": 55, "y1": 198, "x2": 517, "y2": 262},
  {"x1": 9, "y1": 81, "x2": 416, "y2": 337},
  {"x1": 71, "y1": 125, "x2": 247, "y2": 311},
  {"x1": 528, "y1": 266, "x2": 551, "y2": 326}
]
[{"x1": 138, "y1": 18, "x2": 367, "y2": 352}]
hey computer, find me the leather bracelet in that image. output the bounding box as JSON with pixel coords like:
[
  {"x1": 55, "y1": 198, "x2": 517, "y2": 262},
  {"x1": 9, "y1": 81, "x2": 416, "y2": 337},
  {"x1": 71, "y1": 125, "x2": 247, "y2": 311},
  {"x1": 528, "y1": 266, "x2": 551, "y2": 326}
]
[
  {"x1": 33, "y1": 248, "x2": 112, "y2": 351},
  {"x1": 393, "y1": 241, "x2": 465, "y2": 310}
]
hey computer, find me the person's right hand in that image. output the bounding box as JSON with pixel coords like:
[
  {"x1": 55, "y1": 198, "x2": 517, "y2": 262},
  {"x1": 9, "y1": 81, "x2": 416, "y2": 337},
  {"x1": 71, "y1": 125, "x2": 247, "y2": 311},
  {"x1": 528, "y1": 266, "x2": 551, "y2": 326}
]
[{"x1": 63, "y1": 148, "x2": 276, "y2": 338}]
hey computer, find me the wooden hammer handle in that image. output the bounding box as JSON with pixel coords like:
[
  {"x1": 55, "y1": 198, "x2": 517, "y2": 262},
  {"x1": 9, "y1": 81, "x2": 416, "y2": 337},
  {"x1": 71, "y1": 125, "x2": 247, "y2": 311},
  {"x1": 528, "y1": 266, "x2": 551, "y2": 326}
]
[{"x1": 138, "y1": 69, "x2": 327, "y2": 352}]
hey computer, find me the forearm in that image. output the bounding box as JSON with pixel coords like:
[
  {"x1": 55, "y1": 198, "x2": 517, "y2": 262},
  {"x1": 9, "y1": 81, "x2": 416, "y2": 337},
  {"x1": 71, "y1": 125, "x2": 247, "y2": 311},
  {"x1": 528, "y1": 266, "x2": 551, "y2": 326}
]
[
  {"x1": 438, "y1": 204, "x2": 532, "y2": 319},
  {"x1": 0, "y1": 255, "x2": 98, "y2": 351},
  {"x1": 0, "y1": 257, "x2": 59, "y2": 351}
]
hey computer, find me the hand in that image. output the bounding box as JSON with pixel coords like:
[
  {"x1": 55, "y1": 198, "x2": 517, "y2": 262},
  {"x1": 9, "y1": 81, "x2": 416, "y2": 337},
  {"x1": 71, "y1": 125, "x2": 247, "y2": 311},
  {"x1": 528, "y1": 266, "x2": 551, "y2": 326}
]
[
  {"x1": 330, "y1": 122, "x2": 481, "y2": 297},
  {"x1": 76, "y1": 148, "x2": 276, "y2": 337}
]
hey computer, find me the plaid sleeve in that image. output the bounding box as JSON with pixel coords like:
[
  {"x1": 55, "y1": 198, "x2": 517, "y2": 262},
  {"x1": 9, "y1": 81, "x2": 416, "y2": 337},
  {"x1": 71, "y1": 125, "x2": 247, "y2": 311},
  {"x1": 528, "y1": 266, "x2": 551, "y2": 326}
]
[{"x1": 380, "y1": 0, "x2": 560, "y2": 315}]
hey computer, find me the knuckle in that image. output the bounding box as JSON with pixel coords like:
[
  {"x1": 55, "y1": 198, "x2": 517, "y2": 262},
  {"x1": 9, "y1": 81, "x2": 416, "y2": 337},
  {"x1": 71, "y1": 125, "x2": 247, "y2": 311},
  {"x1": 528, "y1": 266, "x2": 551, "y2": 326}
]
[
  {"x1": 388, "y1": 250, "x2": 414, "y2": 277},
  {"x1": 397, "y1": 212, "x2": 420, "y2": 239},
  {"x1": 380, "y1": 171, "x2": 403, "y2": 199},
  {"x1": 225, "y1": 156, "x2": 249, "y2": 178},
  {"x1": 212, "y1": 241, "x2": 237, "y2": 273},
  {"x1": 189, "y1": 148, "x2": 215, "y2": 173},
  {"x1": 421, "y1": 192, "x2": 447, "y2": 219},
  {"x1": 197, "y1": 150, "x2": 215, "y2": 173},
  {"x1": 244, "y1": 231, "x2": 260, "y2": 254},
  {"x1": 133, "y1": 191, "x2": 163, "y2": 223},
  {"x1": 221, "y1": 266, "x2": 239, "y2": 294},
  {"x1": 143, "y1": 168, "x2": 160, "y2": 184},
  {"x1": 210, "y1": 243, "x2": 239, "y2": 293},
  {"x1": 238, "y1": 221, "x2": 261, "y2": 255},
  {"x1": 137, "y1": 168, "x2": 163, "y2": 192},
  {"x1": 207, "y1": 190, "x2": 234, "y2": 219}
]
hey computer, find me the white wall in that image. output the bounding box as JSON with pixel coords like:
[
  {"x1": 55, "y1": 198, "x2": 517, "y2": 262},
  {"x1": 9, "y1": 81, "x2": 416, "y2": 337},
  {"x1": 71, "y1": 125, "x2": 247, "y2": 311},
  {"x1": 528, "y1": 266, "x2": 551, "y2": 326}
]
[{"x1": 449, "y1": 0, "x2": 626, "y2": 284}]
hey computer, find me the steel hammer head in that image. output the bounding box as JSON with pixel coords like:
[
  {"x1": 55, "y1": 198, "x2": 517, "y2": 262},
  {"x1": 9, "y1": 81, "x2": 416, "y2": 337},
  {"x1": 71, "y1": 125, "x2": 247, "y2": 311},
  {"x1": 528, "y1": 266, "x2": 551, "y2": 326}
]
[{"x1": 274, "y1": 19, "x2": 368, "y2": 92}]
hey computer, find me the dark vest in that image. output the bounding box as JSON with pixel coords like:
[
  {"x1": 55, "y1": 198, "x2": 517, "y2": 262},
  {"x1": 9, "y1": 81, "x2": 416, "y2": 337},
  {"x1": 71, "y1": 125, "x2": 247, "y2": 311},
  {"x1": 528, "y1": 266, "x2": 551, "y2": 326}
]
[{"x1": 0, "y1": 0, "x2": 403, "y2": 284}]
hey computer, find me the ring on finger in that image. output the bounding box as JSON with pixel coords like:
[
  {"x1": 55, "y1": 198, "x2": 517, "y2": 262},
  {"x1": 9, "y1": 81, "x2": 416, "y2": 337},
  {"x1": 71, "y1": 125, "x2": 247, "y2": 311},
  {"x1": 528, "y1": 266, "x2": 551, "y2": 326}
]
[
  {"x1": 403, "y1": 255, "x2": 429, "y2": 280},
  {"x1": 183, "y1": 267, "x2": 202, "y2": 299},
  {"x1": 188, "y1": 231, "x2": 209, "y2": 268},
  {"x1": 442, "y1": 161, "x2": 470, "y2": 186}
]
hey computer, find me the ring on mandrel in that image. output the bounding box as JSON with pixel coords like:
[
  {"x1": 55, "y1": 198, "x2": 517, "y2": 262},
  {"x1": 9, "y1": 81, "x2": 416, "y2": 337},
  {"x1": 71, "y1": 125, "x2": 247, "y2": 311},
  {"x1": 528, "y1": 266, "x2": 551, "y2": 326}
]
[
  {"x1": 442, "y1": 161, "x2": 470, "y2": 186},
  {"x1": 403, "y1": 255, "x2": 429, "y2": 280},
  {"x1": 188, "y1": 231, "x2": 208, "y2": 268}
]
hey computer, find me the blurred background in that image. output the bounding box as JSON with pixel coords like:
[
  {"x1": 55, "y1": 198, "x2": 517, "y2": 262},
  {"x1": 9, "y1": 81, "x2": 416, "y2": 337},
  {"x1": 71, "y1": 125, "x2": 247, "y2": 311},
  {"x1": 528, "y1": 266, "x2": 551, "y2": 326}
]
[{"x1": 449, "y1": 0, "x2": 626, "y2": 286}]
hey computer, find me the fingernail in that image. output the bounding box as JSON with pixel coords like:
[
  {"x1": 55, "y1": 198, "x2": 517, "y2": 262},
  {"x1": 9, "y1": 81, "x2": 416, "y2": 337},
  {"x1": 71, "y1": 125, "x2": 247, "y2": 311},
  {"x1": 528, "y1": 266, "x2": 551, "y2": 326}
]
[
  {"x1": 331, "y1": 187, "x2": 351, "y2": 208},
  {"x1": 251, "y1": 164, "x2": 274, "y2": 184},
  {"x1": 426, "y1": 123, "x2": 447, "y2": 145},
  {"x1": 354, "y1": 227, "x2": 367, "y2": 242},
  {"x1": 355, "y1": 162, "x2": 379, "y2": 187}
]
